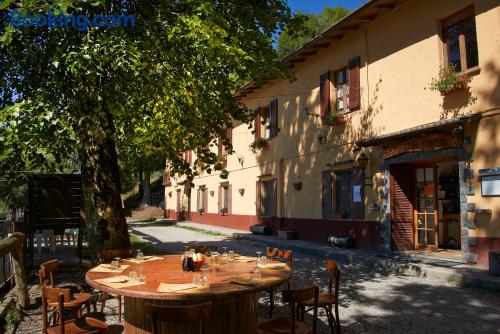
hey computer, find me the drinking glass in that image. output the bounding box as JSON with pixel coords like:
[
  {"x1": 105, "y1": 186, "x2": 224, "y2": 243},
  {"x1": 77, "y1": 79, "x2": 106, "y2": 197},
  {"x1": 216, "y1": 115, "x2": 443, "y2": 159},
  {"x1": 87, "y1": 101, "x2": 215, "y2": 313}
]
[
  {"x1": 110, "y1": 260, "x2": 119, "y2": 270},
  {"x1": 252, "y1": 266, "x2": 262, "y2": 278},
  {"x1": 228, "y1": 250, "x2": 235, "y2": 261},
  {"x1": 137, "y1": 274, "x2": 145, "y2": 282},
  {"x1": 136, "y1": 249, "x2": 144, "y2": 274},
  {"x1": 192, "y1": 274, "x2": 201, "y2": 287},
  {"x1": 256, "y1": 251, "x2": 262, "y2": 259},
  {"x1": 114, "y1": 257, "x2": 121, "y2": 268},
  {"x1": 129, "y1": 271, "x2": 138, "y2": 282},
  {"x1": 200, "y1": 275, "x2": 209, "y2": 287}
]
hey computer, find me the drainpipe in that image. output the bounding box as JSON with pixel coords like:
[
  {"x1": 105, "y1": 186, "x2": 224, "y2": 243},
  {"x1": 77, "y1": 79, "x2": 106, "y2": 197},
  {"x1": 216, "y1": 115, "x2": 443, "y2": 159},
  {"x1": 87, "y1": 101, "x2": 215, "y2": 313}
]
[{"x1": 279, "y1": 158, "x2": 285, "y2": 230}]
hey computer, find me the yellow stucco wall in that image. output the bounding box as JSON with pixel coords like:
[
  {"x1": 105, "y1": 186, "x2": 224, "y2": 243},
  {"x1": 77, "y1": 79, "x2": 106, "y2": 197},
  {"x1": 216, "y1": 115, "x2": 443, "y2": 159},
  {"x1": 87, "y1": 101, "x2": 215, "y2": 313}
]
[{"x1": 165, "y1": 0, "x2": 500, "y2": 238}]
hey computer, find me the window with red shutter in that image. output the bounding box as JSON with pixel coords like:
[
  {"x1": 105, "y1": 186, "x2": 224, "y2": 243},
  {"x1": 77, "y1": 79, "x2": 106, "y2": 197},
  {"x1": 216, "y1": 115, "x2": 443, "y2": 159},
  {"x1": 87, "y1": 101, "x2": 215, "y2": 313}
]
[
  {"x1": 269, "y1": 99, "x2": 278, "y2": 138},
  {"x1": 254, "y1": 109, "x2": 261, "y2": 140},
  {"x1": 348, "y1": 56, "x2": 360, "y2": 110},
  {"x1": 320, "y1": 71, "x2": 331, "y2": 119}
]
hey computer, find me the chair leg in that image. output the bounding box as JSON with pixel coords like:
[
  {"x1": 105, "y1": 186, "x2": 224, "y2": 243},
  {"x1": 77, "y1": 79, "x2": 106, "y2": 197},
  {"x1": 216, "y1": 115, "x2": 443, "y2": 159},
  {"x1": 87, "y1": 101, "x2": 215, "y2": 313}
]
[
  {"x1": 268, "y1": 290, "x2": 274, "y2": 319},
  {"x1": 100, "y1": 293, "x2": 107, "y2": 313},
  {"x1": 325, "y1": 305, "x2": 334, "y2": 334},
  {"x1": 334, "y1": 304, "x2": 341, "y2": 334},
  {"x1": 118, "y1": 295, "x2": 122, "y2": 322}
]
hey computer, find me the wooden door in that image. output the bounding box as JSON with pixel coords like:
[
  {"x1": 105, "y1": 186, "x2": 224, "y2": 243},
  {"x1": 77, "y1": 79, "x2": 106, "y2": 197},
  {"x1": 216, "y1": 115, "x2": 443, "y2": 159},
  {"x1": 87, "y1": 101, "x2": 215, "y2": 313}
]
[
  {"x1": 414, "y1": 167, "x2": 438, "y2": 250},
  {"x1": 390, "y1": 164, "x2": 415, "y2": 251}
]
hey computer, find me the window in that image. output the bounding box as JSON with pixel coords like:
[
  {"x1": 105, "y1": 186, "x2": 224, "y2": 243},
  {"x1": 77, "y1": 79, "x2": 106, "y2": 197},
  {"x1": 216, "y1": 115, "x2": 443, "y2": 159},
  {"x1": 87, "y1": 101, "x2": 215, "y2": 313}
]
[
  {"x1": 254, "y1": 99, "x2": 278, "y2": 140},
  {"x1": 218, "y1": 183, "x2": 231, "y2": 215},
  {"x1": 197, "y1": 186, "x2": 207, "y2": 214},
  {"x1": 259, "y1": 179, "x2": 277, "y2": 217},
  {"x1": 335, "y1": 170, "x2": 352, "y2": 219},
  {"x1": 442, "y1": 6, "x2": 478, "y2": 72},
  {"x1": 335, "y1": 68, "x2": 349, "y2": 114}
]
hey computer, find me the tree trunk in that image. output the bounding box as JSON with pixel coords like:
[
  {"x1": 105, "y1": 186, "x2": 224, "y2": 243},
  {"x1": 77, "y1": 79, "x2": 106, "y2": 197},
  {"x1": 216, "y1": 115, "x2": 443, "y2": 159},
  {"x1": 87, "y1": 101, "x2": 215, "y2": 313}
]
[
  {"x1": 0, "y1": 233, "x2": 29, "y2": 308},
  {"x1": 76, "y1": 103, "x2": 130, "y2": 261},
  {"x1": 141, "y1": 171, "x2": 151, "y2": 208}
]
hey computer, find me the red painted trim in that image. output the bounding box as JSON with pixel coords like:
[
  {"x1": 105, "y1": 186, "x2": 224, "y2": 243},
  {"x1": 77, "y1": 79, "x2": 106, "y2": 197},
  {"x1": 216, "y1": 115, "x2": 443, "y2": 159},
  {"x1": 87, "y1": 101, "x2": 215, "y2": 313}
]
[
  {"x1": 469, "y1": 237, "x2": 500, "y2": 267},
  {"x1": 189, "y1": 212, "x2": 259, "y2": 231},
  {"x1": 189, "y1": 212, "x2": 381, "y2": 250}
]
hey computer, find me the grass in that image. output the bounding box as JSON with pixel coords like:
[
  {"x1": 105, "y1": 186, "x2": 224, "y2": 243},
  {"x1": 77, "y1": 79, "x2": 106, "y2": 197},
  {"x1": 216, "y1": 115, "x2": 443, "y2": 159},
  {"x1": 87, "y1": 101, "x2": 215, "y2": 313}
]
[
  {"x1": 129, "y1": 233, "x2": 168, "y2": 256},
  {"x1": 171, "y1": 224, "x2": 230, "y2": 237}
]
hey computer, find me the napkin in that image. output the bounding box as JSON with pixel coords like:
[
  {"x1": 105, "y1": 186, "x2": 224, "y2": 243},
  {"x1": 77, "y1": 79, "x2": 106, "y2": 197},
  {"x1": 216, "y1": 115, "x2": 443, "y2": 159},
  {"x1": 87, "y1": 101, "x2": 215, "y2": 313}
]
[
  {"x1": 89, "y1": 264, "x2": 129, "y2": 273},
  {"x1": 260, "y1": 262, "x2": 289, "y2": 270},
  {"x1": 233, "y1": 256, "x2": 257, "y2": 262},
  {"x1": 124, "y1": 256, "x2": 163, "y2": 264},
  {"x1": 94, "y1": 275, "x2": 146, "y2": 289}
]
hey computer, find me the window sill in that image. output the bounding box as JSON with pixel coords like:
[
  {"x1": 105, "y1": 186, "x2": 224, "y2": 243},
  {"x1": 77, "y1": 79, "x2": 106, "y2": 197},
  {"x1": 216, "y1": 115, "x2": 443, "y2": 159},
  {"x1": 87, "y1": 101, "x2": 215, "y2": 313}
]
[{"x1": 459, "y1": 66, "x2": 480, "y2": 77}]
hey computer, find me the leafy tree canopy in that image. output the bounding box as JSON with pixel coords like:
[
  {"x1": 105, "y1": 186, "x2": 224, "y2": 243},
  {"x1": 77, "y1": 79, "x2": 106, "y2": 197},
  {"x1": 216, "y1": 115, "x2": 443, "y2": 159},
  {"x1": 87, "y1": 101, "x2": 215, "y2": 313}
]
[{"x1": 276, "y1": 6, "x2": 350, "y2": 59}]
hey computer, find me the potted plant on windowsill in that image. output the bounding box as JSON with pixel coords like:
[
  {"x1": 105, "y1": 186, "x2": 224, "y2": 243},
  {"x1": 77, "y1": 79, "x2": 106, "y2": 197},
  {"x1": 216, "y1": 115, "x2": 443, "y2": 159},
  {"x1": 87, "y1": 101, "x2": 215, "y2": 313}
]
[
  {"x1": 197, "y1": 208, "x2": 204, "y2": 215},
  {"x1": 429, "y1": 65, "x2": 472, "y2": 96},
  {"x1": 323, "y1": 112, "x2": 345, "y2": 126},
  {"x1": 250, "y1": 138, "x2": 269, "y2": 152},
  {"x1": 219, "y1": 207, "x2": 228, "y2": 216}
]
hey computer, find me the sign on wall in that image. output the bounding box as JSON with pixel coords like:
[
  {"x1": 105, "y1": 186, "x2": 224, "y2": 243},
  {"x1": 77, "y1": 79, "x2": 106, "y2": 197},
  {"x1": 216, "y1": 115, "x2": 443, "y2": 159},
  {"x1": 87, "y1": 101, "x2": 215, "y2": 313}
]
[{"x1": 383, "y1": 133, "x2": 462, "y2": 159}]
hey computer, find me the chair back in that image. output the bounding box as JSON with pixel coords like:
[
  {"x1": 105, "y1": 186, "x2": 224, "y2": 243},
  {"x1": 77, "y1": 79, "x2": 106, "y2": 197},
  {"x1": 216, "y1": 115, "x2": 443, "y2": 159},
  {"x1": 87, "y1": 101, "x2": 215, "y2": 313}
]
[
  {"x1": 145, "y1": 302, "x2": 212, "y2": 334},
  {"x1": 40, "y1": 259, "x2": 59, "y2": 287},
  {"x1": 266, "y1": 247, "x2": 293, "y2": 268},
  {"x1": 100, "y1": 248, "x2": 134, "y2": 262},
  {"x1": 326, "y1": 259, "x2": 340, "y2": 298},
  {"x1": 282, "y1": 285, "x2": 319, "y2": 334},
  {"x1": 185, "y1": 245, "x2": 218, "y2": 255},
  {"x1": 41, "y1": 285, "x2": 70, "y2": 334}
]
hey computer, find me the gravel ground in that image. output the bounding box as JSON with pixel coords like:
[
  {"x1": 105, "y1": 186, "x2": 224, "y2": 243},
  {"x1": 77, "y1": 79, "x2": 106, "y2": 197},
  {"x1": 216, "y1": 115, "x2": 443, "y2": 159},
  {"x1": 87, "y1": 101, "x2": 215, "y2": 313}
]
[{"x1": 13, "y1": 224, "x2": 500, "y2": 334}]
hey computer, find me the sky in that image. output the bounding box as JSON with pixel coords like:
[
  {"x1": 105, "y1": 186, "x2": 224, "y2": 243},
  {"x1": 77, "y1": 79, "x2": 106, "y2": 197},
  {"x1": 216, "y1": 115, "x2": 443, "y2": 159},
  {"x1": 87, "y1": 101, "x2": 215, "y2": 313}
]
[{"x1": 287, "y1": 0, "x2": 367, "y2": 14}]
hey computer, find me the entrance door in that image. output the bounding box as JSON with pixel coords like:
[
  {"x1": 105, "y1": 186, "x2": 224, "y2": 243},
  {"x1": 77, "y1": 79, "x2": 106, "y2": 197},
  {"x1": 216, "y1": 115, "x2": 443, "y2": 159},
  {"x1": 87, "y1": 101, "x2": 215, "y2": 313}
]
[
  {"x1": 414, "y1": 167, "x2": 438, "y2": 250},
  {"x1": 176, "y1": 189, "x2": 181, "y2": 218}
]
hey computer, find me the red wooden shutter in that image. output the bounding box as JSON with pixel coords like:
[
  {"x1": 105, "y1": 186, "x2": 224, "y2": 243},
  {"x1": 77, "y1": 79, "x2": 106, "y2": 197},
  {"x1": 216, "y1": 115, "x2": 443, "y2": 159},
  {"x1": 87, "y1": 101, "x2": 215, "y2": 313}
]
[
  {"x1": 348, "y1": 56, "x2": 360, "y2": 110},
  {"x1": 203, "y1": 189, "x2": 208, "y2": 213},
  {"x1": 256, "y1": 180, "x2": 261, "y2": 217},
  {"x1": 218, "y1": 186, "x2": 222, "y2": 215},
  {"x1": 228, "y1": 185, "x2": 232, "y2": 214},
  {"x1": 390, "y1": 164, "x2": 415, "y2": 251},
  {"x1": 162, "y1": 170, "x2": 171, "y2": 186},
  {"x1": 269, "y1": 99, "x2": 278, "y2": 138},
  {"x1": 320, "y1": 71, "x2": 330, "y2": 119},
  {"x1": 227, "y1": 127, "x2": 232, "y2": 146},
  {"x1": 322, "y1": 171, "x2": 333, "y2": 219},
  {"x1": 254, "y1": 109, "x2": 261, "y2": 140},
  {"x1": 217, "y1": 135, "x2": 223, "y2": 156},
  {"x1": 351, "y1": 166, "x2": 365, "y2": 220}
]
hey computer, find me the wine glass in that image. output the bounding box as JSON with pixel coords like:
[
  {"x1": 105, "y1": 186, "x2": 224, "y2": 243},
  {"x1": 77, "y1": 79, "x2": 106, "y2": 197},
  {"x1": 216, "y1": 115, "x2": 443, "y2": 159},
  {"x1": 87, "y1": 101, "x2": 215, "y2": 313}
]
[
  {"x1": 114, "y1": 257, "x2": 121, "y2": 268},
  {"x1": 256, "y1": 251, "x2": 262, "y2": 259},
  {"x1": 136, "y1": 249, "x2": 144, "y2": 274}
]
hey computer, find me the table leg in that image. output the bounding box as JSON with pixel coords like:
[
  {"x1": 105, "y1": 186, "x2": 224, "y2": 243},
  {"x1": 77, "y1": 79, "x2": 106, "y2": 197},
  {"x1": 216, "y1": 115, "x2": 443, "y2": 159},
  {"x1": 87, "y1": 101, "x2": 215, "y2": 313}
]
[{"x1": 124, "y1": 293, "x2": 257, "y2": 334}]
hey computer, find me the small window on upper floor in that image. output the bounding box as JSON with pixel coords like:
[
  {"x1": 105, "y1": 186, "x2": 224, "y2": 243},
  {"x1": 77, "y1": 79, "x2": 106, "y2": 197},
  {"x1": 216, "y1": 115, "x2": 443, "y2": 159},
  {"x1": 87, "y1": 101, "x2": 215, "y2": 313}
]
[
  {"x1": 335, "y1": 68, "x2": 349, "y2": 114},
  {"x1": 442, "y1": 6, "x2": 478, "y2": 73}
]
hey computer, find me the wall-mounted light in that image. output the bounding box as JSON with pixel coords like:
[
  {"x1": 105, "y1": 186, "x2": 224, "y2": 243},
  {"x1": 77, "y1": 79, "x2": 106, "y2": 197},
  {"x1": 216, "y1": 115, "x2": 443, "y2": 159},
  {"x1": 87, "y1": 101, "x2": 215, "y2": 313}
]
[
  {"x1": 238, "y1": 188, "x2": 245, "y2": 196},
  {"x1": 317, "y1": 128, "x2": 325, "y2": 146},
  {"x1": 209, "y1": 190, "x2": 215, "y2": 197}
]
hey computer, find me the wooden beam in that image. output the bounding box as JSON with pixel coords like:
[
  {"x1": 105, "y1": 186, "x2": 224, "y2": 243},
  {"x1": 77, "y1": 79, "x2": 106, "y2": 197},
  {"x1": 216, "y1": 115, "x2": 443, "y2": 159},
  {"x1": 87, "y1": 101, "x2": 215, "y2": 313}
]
[
  {"x1": 314, "y1": 42, "x2": 331, "y2": 48},
  {"x1": 338, "y1": 25, "x2": 360, "y2": 31},
  {"x1": 358, "y1": 15, "x2": 377, "y2": 20},
  {"x1": 299, "y1": 50, "x2": 318, "y2": 56},
  {"x1": 288, "y1": 57, "x2": 306, "y2": 63},
  {"x1": 326, "y1": 35, "x2": 344, "y2": 40},
  {"x1": 374, "y1": 4, "x2": 395, "y2": 9}
]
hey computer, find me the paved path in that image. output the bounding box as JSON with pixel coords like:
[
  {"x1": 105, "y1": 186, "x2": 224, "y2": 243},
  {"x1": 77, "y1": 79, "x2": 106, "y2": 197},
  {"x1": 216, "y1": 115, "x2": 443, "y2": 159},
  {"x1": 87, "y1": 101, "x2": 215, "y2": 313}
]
[{"x1": 129, "y1": 224, "x2": 500, "y2": 334}]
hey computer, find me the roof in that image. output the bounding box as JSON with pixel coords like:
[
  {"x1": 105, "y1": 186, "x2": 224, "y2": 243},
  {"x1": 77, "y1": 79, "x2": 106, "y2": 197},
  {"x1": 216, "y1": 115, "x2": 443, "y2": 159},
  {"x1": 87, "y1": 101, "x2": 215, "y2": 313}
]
[
  {"x1": 356, "y1": 113, "x2": 481, "y2": 147},
  {"x1": 240, "y1": 0, "x2": 406, "y2": 95}
]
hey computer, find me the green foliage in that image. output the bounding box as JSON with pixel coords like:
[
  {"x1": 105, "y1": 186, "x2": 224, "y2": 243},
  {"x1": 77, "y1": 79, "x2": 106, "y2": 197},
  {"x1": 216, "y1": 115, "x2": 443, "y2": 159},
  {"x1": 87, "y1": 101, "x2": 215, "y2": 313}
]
[
  {"x1": 0, "y1": 0, "x2": 299, "y2": 196},
  {"x1": 3, "y1": 307, "x2": 21, "y2": 327},
  {"x1": 277, "y1": 6, "x2": 350, "y2": 59},
  {"x1": 428, "y1": 65, "x2": 471, "y2": 95},
  {"x1": 250, "y1": 138, "x2": 269, "y2": 152},
  {"x1": 322, "y1": 112, "x2": 343, "y2": 126}
]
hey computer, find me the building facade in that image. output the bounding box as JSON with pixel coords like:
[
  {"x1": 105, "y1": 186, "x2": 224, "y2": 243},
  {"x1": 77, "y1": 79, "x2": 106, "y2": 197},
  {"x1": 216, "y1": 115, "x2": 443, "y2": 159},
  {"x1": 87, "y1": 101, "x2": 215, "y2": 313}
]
[{"x1": 164, "y1": 0, "x2": 500, "y2": 267}]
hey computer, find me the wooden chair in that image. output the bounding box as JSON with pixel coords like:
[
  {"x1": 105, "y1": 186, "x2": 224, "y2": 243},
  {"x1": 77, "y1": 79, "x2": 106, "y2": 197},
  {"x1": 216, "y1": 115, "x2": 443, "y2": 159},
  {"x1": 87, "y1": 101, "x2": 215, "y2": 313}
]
[
  {"x1": 184, "y1": 245, "x2": 218, "y2": 255},
  {"x1": 258, "y1": 285, "x2": 319, "y2": 334},
  {"x1": 266, "y1": 247, "x2": 293, "y2": 318},
  {"x1": 98, "y1": 249, "x2": 134, "y2": 322},
  {"x1": 302, "y1": 260, "x2": 341, "y2": 334},
  {"x1": 41, "y1": 286, "x2": 107, "y2": 334},
  {"x1": 144, "y1": 302, "x2": 212, "y2": 334},
  {"x1": 39, "y1": 260, "x2": 92, "y2": 318}
]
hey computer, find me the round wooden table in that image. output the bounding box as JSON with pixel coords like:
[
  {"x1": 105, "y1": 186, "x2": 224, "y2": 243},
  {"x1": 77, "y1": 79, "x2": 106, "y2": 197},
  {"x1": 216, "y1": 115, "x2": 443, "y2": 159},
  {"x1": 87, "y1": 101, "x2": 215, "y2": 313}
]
[{"x1": 85, "y1": 255, "x2": 291, "y2": 334}]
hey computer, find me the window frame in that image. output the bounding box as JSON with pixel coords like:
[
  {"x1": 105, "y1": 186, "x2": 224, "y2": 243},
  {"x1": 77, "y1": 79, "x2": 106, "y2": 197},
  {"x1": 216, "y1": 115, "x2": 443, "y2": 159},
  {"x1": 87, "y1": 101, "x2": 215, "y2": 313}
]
[
  {"x1": 334, "y1": 67, "x2": 350, "y2": 115},
  {"x1": 441, "y1": 6, "x2": 479, "y2": 74}
]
